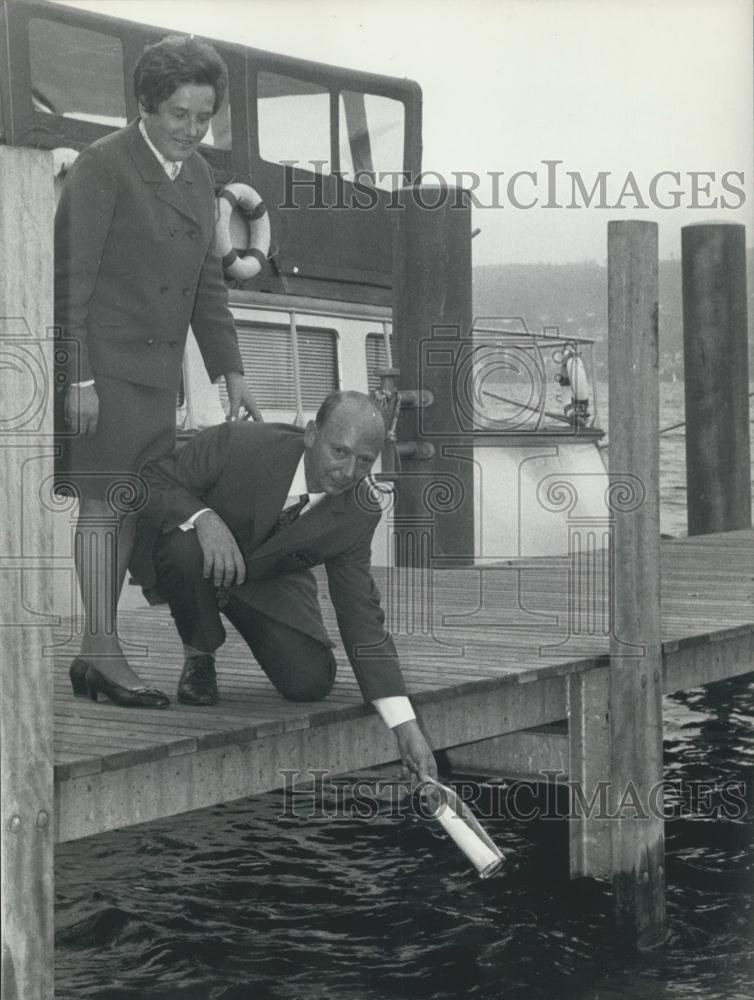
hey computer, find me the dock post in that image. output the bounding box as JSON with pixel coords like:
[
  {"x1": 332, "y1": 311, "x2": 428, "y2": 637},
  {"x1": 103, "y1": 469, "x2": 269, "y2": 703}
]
[
  {"x1": 607, "y1": 220, "x2": 666, "y2": 949},
  {"x1": 568, "y1": 670, "x2": 611, "y2": 879},
  {"x1": 681, "y1": 223, "x2": 751, "y2": 535},
  {"x1": 0, "y1": 148, "x2": 55, "y2": 999},
  {"x1": 392, "y1": 185, "x2": 474, "y2": 565}
]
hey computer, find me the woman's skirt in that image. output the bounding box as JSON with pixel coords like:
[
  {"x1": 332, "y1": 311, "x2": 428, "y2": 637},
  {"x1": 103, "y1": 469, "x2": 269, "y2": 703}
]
[{"x1": 54, "y1": 374, "x2": 178, "y2": 513}]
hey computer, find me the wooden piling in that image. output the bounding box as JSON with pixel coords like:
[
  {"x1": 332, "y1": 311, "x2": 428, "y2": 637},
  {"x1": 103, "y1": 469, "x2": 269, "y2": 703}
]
[
  {"x1": 392, "y1": 185, "x2": 474, "y2": 564},
  {"x1": 0, "y1": 148, "x2": 55, "y2": 999},
  {"x1": 681, "y1": 223, "x2": 751, "y2": 535},
  {"x1": 607, "y1": 220, "x2": 666, "y2": 949},
  {"x1": 568, "y1": 670, "x2": 611, "y2": 879}
]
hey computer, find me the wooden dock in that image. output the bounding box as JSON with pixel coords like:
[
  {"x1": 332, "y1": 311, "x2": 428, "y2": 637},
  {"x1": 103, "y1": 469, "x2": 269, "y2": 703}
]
[
  {"x1": 2, "y1": 148, "x2": 751, "y2": 995},
  {"x1": 53, "y1": 529, "x2": 754, "y2": 845}
]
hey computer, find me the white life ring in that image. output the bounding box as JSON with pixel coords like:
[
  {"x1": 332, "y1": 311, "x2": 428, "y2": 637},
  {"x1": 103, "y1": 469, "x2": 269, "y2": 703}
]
[{"x1": 214, "y1": 182, "x2": 271, "y2": 281}]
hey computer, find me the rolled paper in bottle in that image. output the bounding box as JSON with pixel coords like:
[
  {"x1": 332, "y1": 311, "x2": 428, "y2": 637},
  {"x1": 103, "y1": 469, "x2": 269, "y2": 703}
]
[{"x1": 424, "y1": 779, "x2": 503, "y2": 879}]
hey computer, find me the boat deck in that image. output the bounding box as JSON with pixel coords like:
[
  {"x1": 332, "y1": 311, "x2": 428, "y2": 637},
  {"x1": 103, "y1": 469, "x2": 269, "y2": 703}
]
[{"x1": 52, "y1": 530, "x2": 754, "y2": 842}]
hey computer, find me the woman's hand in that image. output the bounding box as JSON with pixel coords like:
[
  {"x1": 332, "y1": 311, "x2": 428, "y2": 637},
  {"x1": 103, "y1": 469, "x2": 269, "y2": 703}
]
[
  {"x1": 224, "y1": 371, "x2": 263, "y2": 422},
  {"x1": 64, "y1": 383, "x2": 100, "y2": 434}
]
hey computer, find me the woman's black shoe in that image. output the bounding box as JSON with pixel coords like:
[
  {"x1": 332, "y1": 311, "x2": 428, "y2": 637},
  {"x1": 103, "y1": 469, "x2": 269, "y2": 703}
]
[{"x1": 69, "y1": 658, "x2": 170, "y2": 709}]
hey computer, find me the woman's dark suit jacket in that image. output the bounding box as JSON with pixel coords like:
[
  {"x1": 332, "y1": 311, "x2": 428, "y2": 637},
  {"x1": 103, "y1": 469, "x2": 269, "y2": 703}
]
[{"x1": 54, "y1": 118, "x2": 242, "y2": 388}]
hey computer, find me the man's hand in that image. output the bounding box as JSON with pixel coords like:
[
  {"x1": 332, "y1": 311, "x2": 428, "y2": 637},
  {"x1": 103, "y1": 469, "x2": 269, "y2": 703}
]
[
  {"x1": 64, "y1": 384, "x2": 99, "y2": 434},
  {"x1": 393, "y1": 719, "x2": 438, "y2": 786},
  {"x1": 224, "y1": 371, "x2": 263, "y2": 422},
  {"x1": 193, "y1": 509, "x2": 246, "y2": 588}
]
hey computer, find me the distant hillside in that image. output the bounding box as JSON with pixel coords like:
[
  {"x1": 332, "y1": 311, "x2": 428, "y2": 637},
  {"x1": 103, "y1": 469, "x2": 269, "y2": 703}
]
[{"x1": 473, "y1": 256, "x2": 754, "y2": 380}]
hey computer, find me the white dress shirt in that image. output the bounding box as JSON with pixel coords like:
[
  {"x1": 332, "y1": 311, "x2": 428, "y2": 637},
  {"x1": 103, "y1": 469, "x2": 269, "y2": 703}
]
[{"x1": 138, "y1": 119, "x2": 183, "y2": 179}]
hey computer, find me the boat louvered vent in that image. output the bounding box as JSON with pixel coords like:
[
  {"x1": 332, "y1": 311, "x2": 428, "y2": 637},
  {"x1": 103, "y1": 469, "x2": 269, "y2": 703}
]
[
  {"x1": 219, "y1": 322, "x2": 339, "y2": 410},
  {"x1": 365, "y1": 332, "x2": 395, "y2": 391}
]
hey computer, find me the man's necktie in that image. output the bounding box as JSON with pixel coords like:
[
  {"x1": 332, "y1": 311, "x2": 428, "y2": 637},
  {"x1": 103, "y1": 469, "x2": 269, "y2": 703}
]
[
  {"x1": 216, "y1": 493, "x2": 310, "y2": 609},
  {"x1": 273, "y1": 493, "x2": 309, "y2": 534}
]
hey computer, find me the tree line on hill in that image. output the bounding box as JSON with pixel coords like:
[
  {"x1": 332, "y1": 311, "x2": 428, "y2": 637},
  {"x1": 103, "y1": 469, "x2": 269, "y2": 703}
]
[{"x1": 473, "y1": 254, "x2": 754, "y2": 380}]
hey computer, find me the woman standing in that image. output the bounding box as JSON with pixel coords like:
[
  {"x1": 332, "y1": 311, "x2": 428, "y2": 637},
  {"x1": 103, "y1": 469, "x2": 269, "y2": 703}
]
[{"x1": 55, "y1": 34, "x2": 260, "y2": 708}]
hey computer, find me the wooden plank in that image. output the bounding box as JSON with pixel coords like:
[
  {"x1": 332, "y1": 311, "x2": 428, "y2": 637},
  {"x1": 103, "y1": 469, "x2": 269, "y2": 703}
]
[
  {"x1": 55, "y1": 671, "x2": 570, "y2": 842},
  {"x1": 443, "y1": 726, "x2": 569, "y2": 782},
  {"x1": 663, "y1": 627, "x2": 754, "y2": 693},
  {"x1": 0, "y1": 148, "x2": 55, "y2": 1000},
  {"x1": 49, "y1": 530, "x2": 754, "y2": 847},
  {"x1": 50, "y1": 605, "x2": 753, "y2": 778},
  {"x1": 607, "y1": 220, "x2": 666, "y2": 949}
]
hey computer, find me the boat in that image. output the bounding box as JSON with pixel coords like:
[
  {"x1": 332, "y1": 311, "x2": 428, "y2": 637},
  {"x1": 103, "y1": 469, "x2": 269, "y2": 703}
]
[{"x1": 0, "y1": 0, "x2": 609, "y2": 593}]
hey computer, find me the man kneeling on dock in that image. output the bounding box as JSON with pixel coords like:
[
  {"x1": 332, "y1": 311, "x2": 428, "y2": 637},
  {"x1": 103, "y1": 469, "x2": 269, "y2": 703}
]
[{"x1": 131, "y1": 390, "x2": 437, "y2": 782}]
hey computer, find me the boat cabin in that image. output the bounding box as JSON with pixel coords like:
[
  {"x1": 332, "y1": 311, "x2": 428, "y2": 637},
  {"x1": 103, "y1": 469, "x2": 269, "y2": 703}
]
[{"x1": 0, "y1": 0, "x2": 608, "y2": 578}]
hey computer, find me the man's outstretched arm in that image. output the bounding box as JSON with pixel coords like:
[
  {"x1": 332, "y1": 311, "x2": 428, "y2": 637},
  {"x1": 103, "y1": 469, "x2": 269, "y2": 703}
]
[{"x1": 325, "y1": 534, "x2": 438, "y2": 783}]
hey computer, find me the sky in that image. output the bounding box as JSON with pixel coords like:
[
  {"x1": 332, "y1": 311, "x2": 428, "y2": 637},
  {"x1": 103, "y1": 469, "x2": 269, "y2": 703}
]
[{"x1": 54, "y1": 0, "x2": 753, "y2": 266}]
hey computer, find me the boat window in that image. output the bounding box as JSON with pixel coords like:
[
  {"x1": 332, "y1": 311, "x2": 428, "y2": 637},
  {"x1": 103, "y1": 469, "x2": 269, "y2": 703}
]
[
  {"x1": 28, "y1": 18, "x2": 127, "y2": 127},
  {"x1": 257, "y1": 72, "x2": 331, "y2": 172},
  {"x1": 218, "y1": 322, "x2": 339, "y2": 411},
  {"x1": 365, "y1": 331, "x2": 395, "y2": 391},
  {"x1": 339, "y1": 93, "x2": 405, "y2": 188}
]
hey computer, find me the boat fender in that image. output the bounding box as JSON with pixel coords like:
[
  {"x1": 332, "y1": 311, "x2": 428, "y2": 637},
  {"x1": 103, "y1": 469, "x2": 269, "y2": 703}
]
[
  {"x1": 564, "y1": 353, "x2": 591, "y2": 407},
  {"x1": 215, "y1": 182, "x2": 271, "y2": 281},
  {"x1": 556, "y1": 344, "x2": 592, "y2": 427}
]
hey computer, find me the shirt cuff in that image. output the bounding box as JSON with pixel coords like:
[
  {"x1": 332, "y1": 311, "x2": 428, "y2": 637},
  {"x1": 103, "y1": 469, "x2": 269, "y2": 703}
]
[
  {"x1": 179, "y1": 508, "x2": 212, "y2": 532},
  {"x1": 372, "y1": 696, "x2": 416, "y2": 728},
  {"x1": 70, "y1": 379, "x2": 95, "y2": 388}
]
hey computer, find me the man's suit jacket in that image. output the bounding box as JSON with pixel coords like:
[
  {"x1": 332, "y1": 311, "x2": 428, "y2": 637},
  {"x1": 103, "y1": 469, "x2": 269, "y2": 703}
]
[
  {"x1": 54, "y1": 119, "x2": 242, "y2": 388},
  {"x1": 131, "y1": 422, "x2": 406, "y2": 703}
]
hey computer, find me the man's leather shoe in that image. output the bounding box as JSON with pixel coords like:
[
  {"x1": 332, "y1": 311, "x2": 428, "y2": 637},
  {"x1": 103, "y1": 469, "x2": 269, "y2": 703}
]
[{"x1": 177, "y1": 654, "x2": 219, "y2": 706}]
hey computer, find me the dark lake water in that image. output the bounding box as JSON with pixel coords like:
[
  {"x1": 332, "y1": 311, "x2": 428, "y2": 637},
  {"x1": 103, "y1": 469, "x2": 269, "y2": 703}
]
[{"x1": 54, "y1": 382, "x2": 754, "y2": 999}]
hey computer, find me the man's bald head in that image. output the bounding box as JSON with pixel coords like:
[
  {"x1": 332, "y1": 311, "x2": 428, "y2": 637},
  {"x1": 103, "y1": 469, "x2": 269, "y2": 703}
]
[
  {"x1": 315, "y1": 391, "x2": 385, "y2": 435},
  {"x1": 305, "y1": 391, "x2": 385, "y2": 495}
]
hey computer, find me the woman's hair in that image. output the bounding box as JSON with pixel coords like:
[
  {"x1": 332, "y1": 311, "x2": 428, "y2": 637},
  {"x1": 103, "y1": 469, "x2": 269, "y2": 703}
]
[{"x1": 134, "y1": 35, "x2": 228, "y2": 114}]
